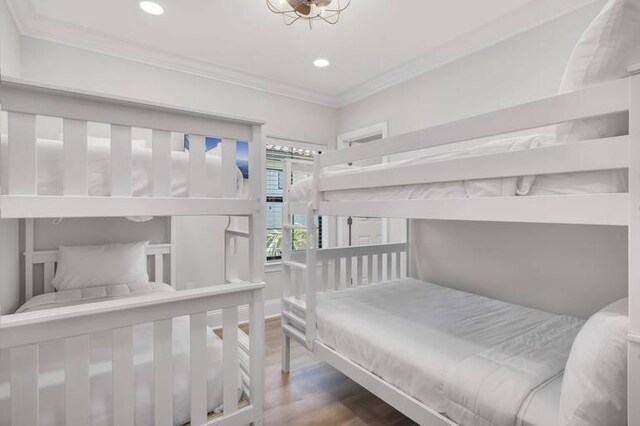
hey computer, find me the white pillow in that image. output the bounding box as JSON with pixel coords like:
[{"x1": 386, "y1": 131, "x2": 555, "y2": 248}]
[
  {"x1": 51, "y1": 242, "x2": 149, "y2": 291},
  {"x1": 556, "y1": 0, "x2": 640, "y2": 142},
  {"x1": 559, "y1": 298, "x2": 628, "y2": 426}
]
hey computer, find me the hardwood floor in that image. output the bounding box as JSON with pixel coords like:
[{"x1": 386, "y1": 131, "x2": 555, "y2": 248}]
[{"x1": 259, "y1": 317, "x2": 416, "y2": 426}]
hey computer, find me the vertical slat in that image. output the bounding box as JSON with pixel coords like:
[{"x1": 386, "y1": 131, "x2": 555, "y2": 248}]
[
  {"x1": 63, "y1": 119, "x2": 88, "y2": 196},
  {"x1": 367, "y1": 255, "x2": 373, "y2": 285},
  {"x1": 376, "y1": 254, "x2": 383, "y2": 283},
  {"x1": 7, "y1": 112, "x2": 37, "y2": 195},
  {"x1": 386, "y1": 252, "x2": 392, "y2": 281},
  {"x1": 249, "y1": 288, "x2": 265, "y2": 426},
  {"x1": 113, "y1": 327, "x2": 134, "y2": 426},
  {"x1": 111, "y1": 125, "x2": 132, "y2": 197},
  {"x1": 43, "y1": 262, "x2": 55, "y2": 294},
  {"x1": 154, "y1": 253, "x2": 163, "y2": 283},
  {"x1": 170, "y1": 219, "x2": 177, "y2": 287},
  {"x1": 223, "y1": 307, "x2": 239, "y2": 414},
  {"x1": 152, "y1": 129, "x2": 172, "y2": 197},
  {"x1": 249, "y1": 125, "x2": 266, "y2": 283},
  {"x1": 393, "y1": 251, "x2": 400, "y2": 279},
  {"x1": 334, "y1": 258, "x2": 341, "y2": 290},
  {"x1": 11, "y1": 345, "x2": 39, "y2": 426},
  {"x1": 65, "y1": 335, "x2": 90, "y2": 426},
  {"x1": 221, "y1": 138, "x2": 237, "y2": 198},
  {"x1": 190, "y1": 313, "x2": 208, "y2": 426},
  {"x1": 188, "y1": 134, "x2": 206, "y2": 198},
  {"x1": 346, "y1": 256, "x2": 352, "y2": 287},
  {"x1": 321, "y1": 260, "x2": 329, "y2": 292},
  {"x1": 25, "y1": 218, "x2": 34, "y2": 301},
  {"x1": 154, "y1": 319, "x2": 173, "y2": 426},
  {"x1": 629, "y1": 71, "x2": 640, "y2": 426},
  {"x1": 356, "y1": 256, "x2": 363, "y2": 286}
]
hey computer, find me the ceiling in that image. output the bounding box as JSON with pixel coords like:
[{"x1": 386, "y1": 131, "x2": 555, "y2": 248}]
[{"x1": 7, "y1": 0, "x2": 597, "y2": 107}]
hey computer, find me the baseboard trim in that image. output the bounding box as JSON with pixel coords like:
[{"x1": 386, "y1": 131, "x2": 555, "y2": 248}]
[{"x1": 208, "y1": 298, "x2": 281, "y2": 328}]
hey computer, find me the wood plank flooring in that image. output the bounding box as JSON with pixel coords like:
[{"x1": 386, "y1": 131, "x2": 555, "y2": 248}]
[{"x1": 259, "y1": 317, "x2": 416, "y2": 426}]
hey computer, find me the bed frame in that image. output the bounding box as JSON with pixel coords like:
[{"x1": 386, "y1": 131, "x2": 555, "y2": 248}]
[
  {"x1": 0, "y1": 76, "x2": 266, "y2": 426},
  {"x1": 281, "y1": 66, "x2": 640, "y2": 425}
]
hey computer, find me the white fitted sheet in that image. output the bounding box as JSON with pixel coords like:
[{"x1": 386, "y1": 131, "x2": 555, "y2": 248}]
[
  {"x1": 289, "y1": 135, "x2": 627, "y2": 202},
  {"x1": 0, "y1": 136, "x2": 243, "y2": 198},
  {"x1": 517, "y1": 375, "x2": 562, "y2": 426},
  {"x1": 0, "y1": 283, "x2": 231, "y2": 426},
  {"x1": 316, "y1": 279, "x2": 582, "y2": 426}
]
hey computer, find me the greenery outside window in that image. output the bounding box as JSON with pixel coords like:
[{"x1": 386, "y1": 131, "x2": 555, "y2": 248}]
[{"x1": 266, "y1": 145, "x2": 322, "y2": 261}]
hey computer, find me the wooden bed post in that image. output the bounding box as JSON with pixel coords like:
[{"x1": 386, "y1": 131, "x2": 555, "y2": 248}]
[{"x1": 628, "y1": 66, "x2": 640, "y2": 426}]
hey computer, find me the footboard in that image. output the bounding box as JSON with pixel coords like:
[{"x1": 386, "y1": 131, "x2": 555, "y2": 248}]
[
  {"x1": 282, "y1": 242, "x2": 407, "y2": 349},
  {"x1": 0, "y1": 283, "x2": 264, "y2": 426}
]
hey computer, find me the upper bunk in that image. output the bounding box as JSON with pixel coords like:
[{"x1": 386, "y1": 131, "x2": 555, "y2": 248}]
[
  {"x1": 287, "y1": 67, "x2": 640, "y2": 227},
  {"x1": 0, "y1": 76, "x2": 264, "y2": 219}
]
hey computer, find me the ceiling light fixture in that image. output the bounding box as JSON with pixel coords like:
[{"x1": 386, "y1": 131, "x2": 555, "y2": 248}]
[
  {"x1": 140, "y1": 1, "x2": 164, "y2": 15},
  {"x1": 313, "y1": 58, "x2": 330, "y2": 68},
  {"x1": 266, "y1": 0, "x2": 350, "y2": 28}
]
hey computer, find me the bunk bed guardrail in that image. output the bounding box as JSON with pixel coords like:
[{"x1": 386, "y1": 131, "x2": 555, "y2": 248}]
[
  {"x1": 0, "y1": 76, "x2": 264, "y2": 219},
  {"x1": 0, "y1": 282, "x2": 265, "y2": 426}
]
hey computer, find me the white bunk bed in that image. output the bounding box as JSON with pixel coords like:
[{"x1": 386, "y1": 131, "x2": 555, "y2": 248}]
[
  {"x1": 0, "y1": 76, "x2": 266, "y2": 426},
  {"x1": 280, "y1": 66, "x2": 639, "y2": 425}
]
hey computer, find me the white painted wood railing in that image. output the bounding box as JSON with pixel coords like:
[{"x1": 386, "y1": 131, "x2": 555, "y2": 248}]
[
  {"x1": 0, "y1": 77, "x2": 264, "y2": 219},
  {"x1": 281, "y1": 242, "x2": 408, "y2": 348},
  {"x1": 0, "y1": 283, "x2": 265, "y2": 426},
  {"x1": 288, "y1": 77, "x2": 633, "y2": 226}
]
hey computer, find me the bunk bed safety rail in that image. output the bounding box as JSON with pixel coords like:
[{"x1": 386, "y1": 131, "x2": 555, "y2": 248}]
[
  {"x1": 0, "y1": 77, "x2": 265, "y2": 219},
  {"x1": 317, "y1": 242, "x2": 408, "y2": 291},
  {"x1": 319, "y1": 77, "x2": 629, "y2": 168},
  {"x1": 311, "y1": 76, "x2": 633, "y2": 226},
  {"x1": 0, "y1": 283, "x2": 265, "y2": 426}
]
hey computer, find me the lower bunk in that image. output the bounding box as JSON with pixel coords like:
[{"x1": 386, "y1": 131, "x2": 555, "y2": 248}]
[
  {"x1": 0, "y1": 282, "x2": 264, "y2": 426},
  {"x1": 283, "y1": 271, "x2": 627, "y2": 426}
]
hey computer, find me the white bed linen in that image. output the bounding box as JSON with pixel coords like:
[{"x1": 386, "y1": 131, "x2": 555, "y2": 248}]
[
  {"x1": 289, "y1": 135, "x2": 627, "y2": 202},
  {"x1": 315, "y1": 279, "x2": 583, "y2": 426},
  {"x1": 0, "y1": 136, "x2": 243, "y2": 197},
  {"x1": 0, "y1": 283, "x2": 227, "y2": 426},
  {"x1": 517, "y1": 375, "x2": 562, "y2": 426}
]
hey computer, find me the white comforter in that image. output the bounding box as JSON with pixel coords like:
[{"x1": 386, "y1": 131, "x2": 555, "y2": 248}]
[
  {"x1": 316, "y1": 279, "x2": 584, "y2": 426},
  {"x1": 289, "y1": 134, "x2": 627, "y2": 202},
  {"x1": 0, "y1": 283, "x2": 226, "y2": 426},
  {"x1": 0, "y1": 136, "x2": 243, "y2": 197}
]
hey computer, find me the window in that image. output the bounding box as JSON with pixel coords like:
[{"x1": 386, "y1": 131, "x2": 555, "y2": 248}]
[{"x1": 266, "y1": 144, "x2": 322, "y2": 261}]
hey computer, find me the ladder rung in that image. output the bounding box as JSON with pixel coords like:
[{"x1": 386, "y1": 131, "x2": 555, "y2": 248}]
[
  {"x1": 283, "y1": 260, "x2": 307, "y2": 270},
  {"x1": 282, "y1": 310, "x2": 306, "y2": 329},
  {"x1": 283, "y1": 296, "x2": 306, "y2": 311},
  {"x1": 283, "y1": 324, "x2": 306, "y2": 344}
]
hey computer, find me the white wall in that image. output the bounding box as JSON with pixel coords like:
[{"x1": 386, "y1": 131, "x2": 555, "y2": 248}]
[
  {"x1": 0, "y1": 0, "x2": 20, "y2": 77},
  {"x1": 0, "y1": 219, "x2": 19, "y2": 314},
  {"x1": 338, "y1": 1, "x2": 626, "y2": 318}
]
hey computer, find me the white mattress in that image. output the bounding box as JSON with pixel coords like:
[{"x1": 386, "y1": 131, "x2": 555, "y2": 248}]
[
  {"x1": 289, "y1": 134, "x2": 627, "y2": 202},
  {"x1": 0, "y1": 136, "x2": 243, "y2": 198},
  {"x1": 316, "y1": 279, "x2": 582, "y2": 426},
  {"x1": 0, "y1": 283, "x2": 231, "y2": 426}
]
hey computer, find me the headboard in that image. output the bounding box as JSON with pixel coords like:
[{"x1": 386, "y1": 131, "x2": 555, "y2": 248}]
[{"x1": 24, "y1": 243, "x2": 173, "y2": 301}]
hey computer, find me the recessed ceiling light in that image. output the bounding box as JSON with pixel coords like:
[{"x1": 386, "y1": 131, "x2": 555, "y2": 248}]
[
  {"x1": 140, "y1": 1, "x2": 164, "y2": 15},
  {"x1": 313, "y1": 58, "x2": 330, "y2": 68}
]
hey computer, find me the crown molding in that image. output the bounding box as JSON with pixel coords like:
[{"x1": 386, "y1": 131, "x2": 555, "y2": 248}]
[
  {"x1": 7, "y1": 0, "x2": 601, "y2": 109},
  {"x1": 336, "y1": 0, "x2": 602, "y2": 107},
  {"x1": 5, "y1": 0, "x2": 339, "y2": 108}
]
